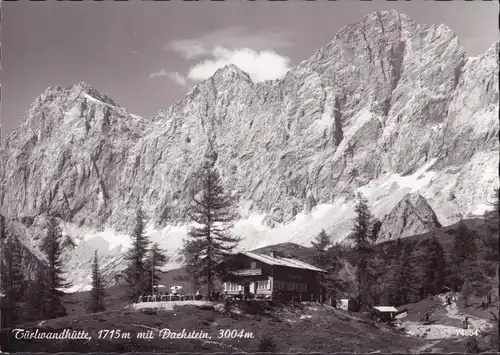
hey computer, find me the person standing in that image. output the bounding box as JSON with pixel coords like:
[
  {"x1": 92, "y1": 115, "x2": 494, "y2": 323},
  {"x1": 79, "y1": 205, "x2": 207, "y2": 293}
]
[{"x1": 463, "y1": 316, "x2": 469, "y2": 329}]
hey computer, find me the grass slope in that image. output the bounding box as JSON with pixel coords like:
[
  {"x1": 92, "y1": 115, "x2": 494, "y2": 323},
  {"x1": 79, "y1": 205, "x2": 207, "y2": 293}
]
[
  {"x1": 3, "y1": 218, "x2": 496, "y2": 352},
  {"x1": 48, "y1": 217, "x2": 499, "y2": 321},
  {"x1": 3, "y1": 301, "x2": 425, "y2": 353}
]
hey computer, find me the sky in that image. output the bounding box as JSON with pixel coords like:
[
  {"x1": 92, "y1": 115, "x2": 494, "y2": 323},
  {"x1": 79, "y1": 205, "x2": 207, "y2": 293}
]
[{"x1": 1, "y1": 0, "x2": 498, "y2": 142}]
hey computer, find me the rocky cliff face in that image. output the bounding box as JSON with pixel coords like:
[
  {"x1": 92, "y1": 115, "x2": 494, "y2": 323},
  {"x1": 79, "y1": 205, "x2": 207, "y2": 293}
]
[
  {"x1": 378, "y1": 193, "x2": 442, "y2": 242},
  {"x1": 0, "y1": 11, "x2": 498, "y2": 289},
  {"x1": 0, "y1": 214, "x2": 47, "y2": 280},
  {"x1": 1, "y1": 83, "x2": 145, "y2": 227}
]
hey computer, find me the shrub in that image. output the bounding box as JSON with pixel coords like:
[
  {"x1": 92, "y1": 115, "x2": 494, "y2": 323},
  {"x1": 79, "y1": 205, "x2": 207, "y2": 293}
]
[
  {"x1": 258, "y1": 333, "x2": 278, "y2": 353},
  {"x1": 223, "y1": 298, "x2": 235, "y2": 314}
]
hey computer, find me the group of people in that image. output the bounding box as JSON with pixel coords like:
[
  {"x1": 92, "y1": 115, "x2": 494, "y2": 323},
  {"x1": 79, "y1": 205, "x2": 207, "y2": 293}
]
[
  {"x1": 138, "y1": 289, "x2": 185, "y2": 303},
  {"x1": 423, "y1": 293, "x2": 470, "y2": 329},
  {"x1": 137, "y1": 289, "x2": 210, "y2": 303}
]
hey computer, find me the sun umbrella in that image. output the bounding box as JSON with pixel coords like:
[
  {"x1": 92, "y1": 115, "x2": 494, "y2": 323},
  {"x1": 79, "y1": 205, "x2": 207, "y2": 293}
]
[{"x1": 170, "y1": 286, "x2": 183, "y2": 294}]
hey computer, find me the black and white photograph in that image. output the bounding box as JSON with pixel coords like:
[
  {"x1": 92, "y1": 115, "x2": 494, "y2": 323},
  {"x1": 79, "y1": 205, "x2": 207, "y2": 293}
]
[{"x1": 0, "y1": 0, "x2": 498, "y2": 353}]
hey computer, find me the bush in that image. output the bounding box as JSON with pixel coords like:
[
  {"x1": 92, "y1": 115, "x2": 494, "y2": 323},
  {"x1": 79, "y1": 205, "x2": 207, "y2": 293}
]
[
  {"x1": 223, "y1": 298, "x2": 235, "y2": 314},
  {"x1": 258, "y1": 333, "x2": 278, "y2": 353},
  {"x1": 466, "y1": 336, "x2": 479, "y2": 353}
]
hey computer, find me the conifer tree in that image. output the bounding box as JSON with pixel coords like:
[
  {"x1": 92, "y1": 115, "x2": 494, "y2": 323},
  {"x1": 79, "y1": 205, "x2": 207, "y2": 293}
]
[
  {"x1": 453, "y1": 220, "x2": 478, "y2": 261},
  {"x1": 381, "y1": 237, "x2": 404, "y2": 304},
  {"x1": 145, "y1": 243, "x2": 169, "y2": 293},
  {"x1": 421, "y1": 235, "x2": 447, "y2": 296},
  {"x1": 0, "y1": 236, "x2": 25, "y2": 328},
  {"x1": 40, "y1": 217, "x2": 69, "y2": 318},
  {"x1": 123, "y1": 208, "x2": 151, "y2": 301},
  {"x1": 348, "y1": 193, "x2": 376, "y2": 311},
  {"x1": 394, "y1": 237, "x2": 402, "y2": 261},
  {"x1": 393, "y1": 243, "x2": 418, "y2": 306},
  {"x1": 462, "y1": 258, "x2": 497, "y2": 305},
  {"x1": 182, "y1": 167, "x2": 241, "y2": 298},
  {"x1": 26, "y1": 267, "x2": 48, "y2": 320},
  {"x1": 87, "y1": 250, "x2": 106, "y2": 313},
  {"x1": 449, "y1": 221, "x2": 477, "y2": 291},
  {"x1": 311, "y1": 229, "x2": 331, "y2": 268},
  {"x1": 322, "y1": 243, "x2": 348, "y2": 304},
  {"x1": 312, "y1": 229, "x2": 335, "y2": 302}
]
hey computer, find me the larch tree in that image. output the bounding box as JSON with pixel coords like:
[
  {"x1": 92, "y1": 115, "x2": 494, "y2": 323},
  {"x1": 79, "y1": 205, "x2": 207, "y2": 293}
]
[
  {"x1": 87, "y1": 250, "x2": 106, "y2": 313},
  {"x1": 182, "y1": 167, "x2": 241, "y2": 298},
  {"x1": 348, "y1": 193, "x2": 377, "y2": 311},
  {"x1": 123, "y1": 208, "x2": 151, "y2": 301},
  {"x1": 40, "y1": 217, "x2": 69, "y2": 318}
]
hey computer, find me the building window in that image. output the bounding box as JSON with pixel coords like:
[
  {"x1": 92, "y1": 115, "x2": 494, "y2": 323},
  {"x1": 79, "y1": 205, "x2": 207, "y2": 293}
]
[
  {"x1": 225, "y1": 282, "x2": 240, "y2": 291},
  {"x1": 274, "y1": 280, "x2": 285, "y2": 290},
  {"x1": 257, "y1": 280, "x2": 269, "y2": 290},
  {"x1": 250, "y1": 261, "x2": 257, "y2": 269}
]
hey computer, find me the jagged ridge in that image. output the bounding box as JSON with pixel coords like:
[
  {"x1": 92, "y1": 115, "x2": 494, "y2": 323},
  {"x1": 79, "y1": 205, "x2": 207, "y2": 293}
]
[{"x1": 0, "y1": 11, "x2": 498, "y2": 290}]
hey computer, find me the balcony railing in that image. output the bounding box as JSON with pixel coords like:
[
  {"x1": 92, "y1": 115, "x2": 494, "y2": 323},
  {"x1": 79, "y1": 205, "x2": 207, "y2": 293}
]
[{"x1": 232, "y1": 268, "x2": 262, "y2": 276}]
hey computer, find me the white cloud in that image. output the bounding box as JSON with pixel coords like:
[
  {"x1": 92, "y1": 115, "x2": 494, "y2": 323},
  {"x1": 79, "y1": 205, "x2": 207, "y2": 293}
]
[
  {"x1": 187, "y1": 47, "x2": 291, "y2": 83},
  {"x1": 149, "y1": 70, "x2": 187, "y2": 86},
  {"x1": 167, "y1": 26, "x2": 292, "y2": 60},
  {"x1": 165, "y1": 26, "x2": 293, "y2": 84},
  {"x1": 149, "y1": 69, "x2": 169, "y2": 78},
  {"x1": 169, "y1": 40, "x2": 210, "y2": 59}
]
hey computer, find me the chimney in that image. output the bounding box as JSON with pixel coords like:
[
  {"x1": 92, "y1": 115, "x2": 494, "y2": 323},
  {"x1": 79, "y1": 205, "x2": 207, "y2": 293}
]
[{"x1": 269, "y1": 250, "x2": 276, "y2": 258}]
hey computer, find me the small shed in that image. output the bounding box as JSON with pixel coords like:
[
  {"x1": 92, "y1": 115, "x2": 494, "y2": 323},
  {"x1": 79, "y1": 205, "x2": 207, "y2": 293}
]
[
  {"x1": 334, "y1": 299, "x2": 358, "y2": 312},
  {"x1": 372, "y1": 306, "x2": 398, "y2": 322}
]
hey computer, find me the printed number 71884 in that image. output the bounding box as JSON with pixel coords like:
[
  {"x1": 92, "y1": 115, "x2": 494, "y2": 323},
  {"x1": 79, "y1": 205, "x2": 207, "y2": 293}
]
[{"x1": 456, "y1": 329, "x2": 479, "y2": 337}]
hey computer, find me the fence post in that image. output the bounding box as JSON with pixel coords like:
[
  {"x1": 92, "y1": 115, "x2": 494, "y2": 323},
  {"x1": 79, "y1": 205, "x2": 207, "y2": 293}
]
[{"x1": 300, "y1": 293, "x2": 302, "y2": 302}]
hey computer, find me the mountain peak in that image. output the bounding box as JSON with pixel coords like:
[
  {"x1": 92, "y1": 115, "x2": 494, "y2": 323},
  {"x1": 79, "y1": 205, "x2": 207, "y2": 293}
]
[
  {"x1": 344, "y1": 10, "x2": 414, "y2": 33},
  {"x1": 70, "y1": 81, "x2": 94, "y2": 91},
  {"x1": 66, "y1": 82, "x2": 118, "y2": 106},
  {"x1": 212, "y1": 64, "x2": 252, "y2": 83}
]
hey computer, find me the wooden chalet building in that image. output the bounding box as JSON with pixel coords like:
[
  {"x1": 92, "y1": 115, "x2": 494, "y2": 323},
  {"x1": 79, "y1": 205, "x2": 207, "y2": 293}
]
[{"x1": 218, "y1": 250, "x2": 327, "y2": 301}]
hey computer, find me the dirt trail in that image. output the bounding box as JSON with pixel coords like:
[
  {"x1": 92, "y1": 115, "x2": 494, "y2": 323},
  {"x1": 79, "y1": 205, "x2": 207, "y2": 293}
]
[
  {"x1": 398, "y1": 293, "x2": 493, "y2": 341},
  {"x1": 438, "y1": 294, "x2": 492, "y2": 332},
  {"x1": 401, "y1": 322, "x2": 462, "y2": 340}
]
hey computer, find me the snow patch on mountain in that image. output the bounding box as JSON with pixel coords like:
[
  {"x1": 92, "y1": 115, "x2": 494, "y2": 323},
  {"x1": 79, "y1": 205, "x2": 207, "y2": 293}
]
[
  {"x1": 1, "y1": 11, "x2": 498, "y2": 292},
  {"x1": 59, "y1": 152, "x2": 497, "y2": 291},
  {"x1": 83, "y1": 93, "x2": 102, "y2": 104}
]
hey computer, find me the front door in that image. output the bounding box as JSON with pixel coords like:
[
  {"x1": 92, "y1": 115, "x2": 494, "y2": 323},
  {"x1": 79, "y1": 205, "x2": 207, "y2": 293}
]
[{"x1": 244, "y1": 282, "x2": 250, "y2": 295}]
